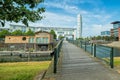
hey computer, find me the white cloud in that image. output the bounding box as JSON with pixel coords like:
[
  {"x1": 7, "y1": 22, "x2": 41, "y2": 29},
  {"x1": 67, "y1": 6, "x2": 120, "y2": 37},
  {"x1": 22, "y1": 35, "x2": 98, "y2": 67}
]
[
  {"x1": 44, "y1": 2, "x2": 78, "y2": 10},
  {"x1": 4, "y1": 12, "x2": 76, "y2": 28},
  {"x1": 83, "y1": 24, "x2": 112, "y2": 37},
  {"x1": 44, "y1": 2, "x2": 79, "y2": 14},
  {"x1": 38, "y1": 12, "x2": 76, "y2": 27}
]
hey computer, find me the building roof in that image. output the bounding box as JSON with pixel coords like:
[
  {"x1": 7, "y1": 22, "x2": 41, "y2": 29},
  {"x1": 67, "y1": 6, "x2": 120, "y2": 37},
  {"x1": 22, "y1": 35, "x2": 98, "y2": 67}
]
[
  {"x1": 111, "y1": 21, "x2": 120, "y2": 24},
  {"x1": 35, "y1": 31, "x2": 50, "y2": 34}
]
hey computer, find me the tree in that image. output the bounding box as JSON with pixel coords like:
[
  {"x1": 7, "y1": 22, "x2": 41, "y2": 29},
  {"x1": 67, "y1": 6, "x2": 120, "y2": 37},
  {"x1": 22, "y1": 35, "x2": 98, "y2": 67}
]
[
  {"x1": 76, "y1": 37, "x2": 83, "y2": 40},
  {"x1": 0, "y1": 0, "x2": 45, "y2": 27},
  {"x1": 11, "y1": 30, "x2": 23, "y2": 36},
  {"x1": 25, "y1": 29, "x2": 35, "y2": 36},
  {"x1": 50, "y1": 30, "x2": 57, "y2": 39},
  {"x1": 110, "y1": 36, "x2": 115, "y2": 41},
  {"x1": 58, "y1": 35, "x2": 64, "y2": 40},
  {"x1": 0, "y1": 29, "x2": 10, "y2": 38}
]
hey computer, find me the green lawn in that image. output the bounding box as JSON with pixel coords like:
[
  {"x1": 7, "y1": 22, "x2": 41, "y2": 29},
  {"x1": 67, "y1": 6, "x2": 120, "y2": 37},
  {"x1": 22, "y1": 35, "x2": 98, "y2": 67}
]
[
  {"x1": 103, "y1": 57, "x2": 120, "y2": 67},
  {"x1": 0, "y1": 61, "x2": 51, "y2": 80},
  {"x1": 114, "y1": 57, "x2": 120, "y2": 67}
]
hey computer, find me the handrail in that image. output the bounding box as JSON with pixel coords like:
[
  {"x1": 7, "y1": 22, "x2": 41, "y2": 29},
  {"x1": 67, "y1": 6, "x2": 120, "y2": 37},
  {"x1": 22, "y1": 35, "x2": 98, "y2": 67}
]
[
  {"x1": 68, "y1": 40, "x2": 114, "y2": 68},
  {"x1": 53, "y1": 40, "x2": 63, "y2": 73}
]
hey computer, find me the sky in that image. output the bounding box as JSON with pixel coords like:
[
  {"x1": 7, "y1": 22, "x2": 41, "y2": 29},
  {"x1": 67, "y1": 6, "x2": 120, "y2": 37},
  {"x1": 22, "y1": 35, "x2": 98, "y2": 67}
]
[{"x1": 4, "y1": 0, "x2": 120, "y2": 37}]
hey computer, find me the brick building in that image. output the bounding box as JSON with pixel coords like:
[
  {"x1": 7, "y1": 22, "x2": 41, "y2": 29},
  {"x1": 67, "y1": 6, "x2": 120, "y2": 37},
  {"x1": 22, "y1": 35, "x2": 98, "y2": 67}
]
[{"x1": 5, "y1": 31, "x2": 54, "y2": 51}]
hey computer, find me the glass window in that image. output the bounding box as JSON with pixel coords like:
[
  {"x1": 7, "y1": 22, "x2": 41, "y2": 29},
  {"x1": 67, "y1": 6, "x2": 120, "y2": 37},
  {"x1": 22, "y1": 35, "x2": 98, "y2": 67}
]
[
  {"x1": 36, "y1": 37, "x2": 48, "y2": 44},
  {"x1": 44, "y1": 37, "x2": 48, "y2": 43},
  {"x1": 113, "y1": 23, "x2": 120, "y2": 29},
  {"x1": 36, "y1": 38, "x2": 39, "y2": 43},
  {"x1": 29, "y1": 37, "x2": 34, "y2": 43}
]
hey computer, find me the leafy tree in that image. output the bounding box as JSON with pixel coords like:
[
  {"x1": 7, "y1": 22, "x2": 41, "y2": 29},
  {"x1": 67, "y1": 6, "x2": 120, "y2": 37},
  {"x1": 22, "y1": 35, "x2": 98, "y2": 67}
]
[
  {"x1": 90, "y1": 36, "x2": 115, "y2": 41},
  {"x1": 0, "y1": 0, "x2": 45, "y2": 27},
  {"x1": 25, "y1": 29, "x2": 35, "y2": 36},
  {"x1": 58, "y1": 35, "x2": 64, "y2": 40},
  {"x1": 50, "y1": 30, "x2": 57, "y2": 39},
  {"x1": 0, "y1": 29, "x2": 11, "y2": 38},
  {"x1": 96, "y1": 36, "x2": 102, "y2": 40},
  {"x1": 110, "y1": 36, "x2": 115, "y2": 41},
  {"x1": 76, "y1": 37, "x2": 84, "y2": 40},
  {"x1": 11, "y1": 30, "x2": 23, "y2": 36}
]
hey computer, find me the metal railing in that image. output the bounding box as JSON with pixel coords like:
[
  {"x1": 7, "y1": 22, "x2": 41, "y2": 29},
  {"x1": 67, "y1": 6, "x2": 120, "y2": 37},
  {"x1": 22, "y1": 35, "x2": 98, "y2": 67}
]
[
  {"x1": 68, "y1": 40, "x2": 114, "y2": 68},
  {"x1": 53, "y1": 40, "x2": 63, "y2": 73}
]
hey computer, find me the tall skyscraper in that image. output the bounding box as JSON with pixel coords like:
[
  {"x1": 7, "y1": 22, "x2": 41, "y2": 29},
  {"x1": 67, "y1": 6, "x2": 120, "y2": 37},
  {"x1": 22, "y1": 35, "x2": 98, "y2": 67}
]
[{"x1": 77, "y1": 14, "x2": 82, "y2": 38}]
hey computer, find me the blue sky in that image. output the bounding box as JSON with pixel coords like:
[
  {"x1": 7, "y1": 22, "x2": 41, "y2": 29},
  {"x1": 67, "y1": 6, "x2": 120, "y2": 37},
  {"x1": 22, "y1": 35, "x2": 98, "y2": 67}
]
[{"x1": 5, "y1": 0, "x2": 120, "y2": 37}]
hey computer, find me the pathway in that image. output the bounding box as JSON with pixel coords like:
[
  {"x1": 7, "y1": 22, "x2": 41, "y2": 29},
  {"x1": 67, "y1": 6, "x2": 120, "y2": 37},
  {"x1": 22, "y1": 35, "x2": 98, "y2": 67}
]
[{"x1": 56, "y1": 41, "x2": 120, "y2": 80}]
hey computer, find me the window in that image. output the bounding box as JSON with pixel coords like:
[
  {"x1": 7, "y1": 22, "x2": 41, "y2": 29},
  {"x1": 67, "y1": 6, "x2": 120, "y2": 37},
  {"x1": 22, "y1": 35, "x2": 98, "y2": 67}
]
[
  {"x1": 29, "y1": 37, "x2": 34, "y2": 43},
  {"x1": 36, "y1": 37, "x2": 48, "y2": 44},
  {"x1": 22, "y1": 37, "x2": 26, "y2": 41},
  {"x1": 113, "y1": 23, "x2": 120, "y2": 29},
  {"x1": 36, "y1": 38, "x2": 39, "y2": 43},
  {"x1": 44, "y1": 37, "x2": 48, "y2": 43}
]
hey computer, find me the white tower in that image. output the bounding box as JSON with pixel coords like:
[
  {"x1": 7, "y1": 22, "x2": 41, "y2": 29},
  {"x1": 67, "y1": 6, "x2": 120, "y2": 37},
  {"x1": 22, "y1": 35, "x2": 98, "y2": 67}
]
[{"x1": 77, "y1": 14, "x2": 82, "y2": 38}]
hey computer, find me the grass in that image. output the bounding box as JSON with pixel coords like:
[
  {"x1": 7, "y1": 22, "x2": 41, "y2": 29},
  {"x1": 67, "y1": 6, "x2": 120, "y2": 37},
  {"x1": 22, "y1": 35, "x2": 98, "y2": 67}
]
[
  {"x1": 0, "y1": 61, "x2": 51, "y2": 80},
  {"x1": 103, "y1": 57, "x2": 120, "y2": 67},
  {"x1": 114, "y1": 57, "x2": 120, "y2": 67}
]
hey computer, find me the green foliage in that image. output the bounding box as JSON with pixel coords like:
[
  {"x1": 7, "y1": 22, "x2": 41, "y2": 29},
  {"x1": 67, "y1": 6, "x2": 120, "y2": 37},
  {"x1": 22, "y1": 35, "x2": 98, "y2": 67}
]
[
  {"x1": 90, "y1": 36, "x2": 115, "y2": 41},
  {"x1": 0, "y1": 29, "x2": 10, "y2": 38},
  {"x1": 25, "y1": 29, "x2": 35, "y2": 36},
  {"x1": 0, "y1": 29, "x2": 35, "y2": 37},
  {"x1": 11, "y1": 30, "x2": 23, "y2": 36},
  {"x1": 76, "y1": 37, "x2": 84, "y2": 40},
  {"x1": 58, "y1": 35, "x2": 64, "y2": 40},
  {"x1": 0, "y1": 0, "x2": 45, "y2": 27},
  {"x1": 50, "y1": 30, "x2": 57, "y2": 39}
]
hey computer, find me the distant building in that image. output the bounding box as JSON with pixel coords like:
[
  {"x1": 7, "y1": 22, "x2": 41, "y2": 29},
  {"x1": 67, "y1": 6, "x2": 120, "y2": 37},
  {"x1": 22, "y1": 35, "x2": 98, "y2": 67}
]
[
  {"x1": 0, "y1": 27, "x2": 9, "y2": 31},
  {"x1": 9, "y1": 24, "x2": 76, "y2": 40},
  {"x1": 77, "y1": 14, "x2": 82, "y2": 38},
  {"x1": 101, "y1": 31, "x2": 110, "y2": 36},
  {"x1": 5, "y1": 31, "x2": 54, "y2": 51},
  {"x1": 110, "y1": 21, "x2": 120, "y2": 41}
]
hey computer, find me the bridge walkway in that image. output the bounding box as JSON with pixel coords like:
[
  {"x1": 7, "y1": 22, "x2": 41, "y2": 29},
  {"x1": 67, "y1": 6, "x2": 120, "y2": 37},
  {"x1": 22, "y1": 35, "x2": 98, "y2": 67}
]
[{"x1": 56, "y1": 41, "x2": 120, "y2": 80}]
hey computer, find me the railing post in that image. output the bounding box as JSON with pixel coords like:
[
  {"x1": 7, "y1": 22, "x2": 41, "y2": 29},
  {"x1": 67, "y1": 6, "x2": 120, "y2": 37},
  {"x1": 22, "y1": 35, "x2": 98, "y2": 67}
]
[
  {"x1": 93, "y1": 44, "x2": 96, "y2": 57},
  {"x1": 80, "y1": 41, "x2": 82, "y2": 48},
  {"x1": 110, "y1": 47, "x2": 114, "y2": 68},
  {"x1": 75, "y1": 40, "x2": 77, "y2": 46},
  {"x1": 78, "y1": 40, "x2": 80, "y2": 47},
  {"x1": 91, "y1": 43, "x2": 93, "y2": 54},
  {"x1": 77, "y1": 41, "x2": 79, "y2": 47},
  {"x1": 58, "y1": 46, "x2": 60, "y2": 57},
  {"x1": 85, "y1": 42, "x2": 86, "y2": 51},
  {"x1": 54, "y1": 48, "x2": 58, "y2": 73}
]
